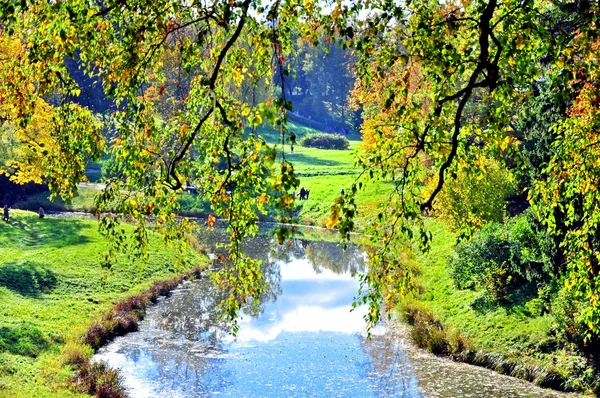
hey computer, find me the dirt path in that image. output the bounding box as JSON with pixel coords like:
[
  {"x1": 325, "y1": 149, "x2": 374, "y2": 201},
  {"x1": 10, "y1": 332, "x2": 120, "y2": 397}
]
[{"x1": 77, "y1": 182, "x2": 105, "y2": 190}]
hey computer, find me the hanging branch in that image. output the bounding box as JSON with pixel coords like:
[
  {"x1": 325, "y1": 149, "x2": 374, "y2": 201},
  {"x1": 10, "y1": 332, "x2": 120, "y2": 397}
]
[{"x1": 165, "y1": 0, "x2": 252, "y2": 190}]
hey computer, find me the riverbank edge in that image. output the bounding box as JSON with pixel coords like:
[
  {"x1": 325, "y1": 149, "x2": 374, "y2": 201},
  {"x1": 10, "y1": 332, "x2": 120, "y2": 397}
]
[
  {"x1": 396, "y1": 302, "x2": 592, "y2": 394},
  {"x1": 66, "y1": 267, "x2": 206, "y2": 397},
  {"x1": 395, "y1": 220, "x2": 600, "y2": 397}
]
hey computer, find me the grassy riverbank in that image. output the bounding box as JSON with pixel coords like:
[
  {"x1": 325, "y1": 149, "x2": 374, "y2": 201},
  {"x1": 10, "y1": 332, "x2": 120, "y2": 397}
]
[
  {"x1": 0, "y1": 210, "x2": 207, "y2": 397},
  {"x1": 400, "y1": 219, "x2": 598, "y2": 395}
]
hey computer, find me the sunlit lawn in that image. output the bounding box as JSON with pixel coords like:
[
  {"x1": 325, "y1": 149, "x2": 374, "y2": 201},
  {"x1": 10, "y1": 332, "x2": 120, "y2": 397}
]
[
  {"x1": 279, "y1": 140, "x2": 361, "y2": 176},
  {"x1": 294, "y1": 174, "x2": 393, "y2": 227},
  {"x1": 15, "y1": 121, "x2": 391, "y2": 229},
  {"x1": 0, "y1": 211, "x2": 204, "y2": 397}
]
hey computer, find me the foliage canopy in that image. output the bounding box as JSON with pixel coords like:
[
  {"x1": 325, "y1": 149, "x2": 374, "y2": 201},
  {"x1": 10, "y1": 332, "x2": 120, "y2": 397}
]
[{"x1": 2, "y1": 0, "x2": 600, "y2": 337}]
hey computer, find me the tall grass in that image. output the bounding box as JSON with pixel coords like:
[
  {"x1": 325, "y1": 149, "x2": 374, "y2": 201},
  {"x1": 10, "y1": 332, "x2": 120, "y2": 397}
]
[
  {"x1": 400, "y1": 301, "x2": 577, "y2": 392},
  {"x1": 71, "y1": 361, "x2": 127, "y2": 398},
  {"x1": 69, "y1": 268, "x2": 203, "y2": 397}
]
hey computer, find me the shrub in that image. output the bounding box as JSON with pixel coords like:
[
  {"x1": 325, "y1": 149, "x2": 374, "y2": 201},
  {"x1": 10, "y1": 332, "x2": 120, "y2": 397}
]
[
  {"x1": 110, "y1": 311, "x2": 139, "y2": 337},
  {"x1": 449, "y1": 210, "x2": 556, "y2": 302},
  {"x1": 401, "y1": 302, "x2": 470, "y2": 356},
  {"x1": 62, "y1": 342, "x2": 94, "y2": 366},
  {"x1": 72, "y1": 361, "x2": 127, "y2": 398},
  {"x1": 450, "y1": 223, "x2": 516, "y2": 292},
  {"x1": 428, "y1": 156, "x2": 516, "y2": 237},
  {"x1": 299, "y1": 133, "x2": 350, "y2": 150},
  {"x1": 85, "y1": 323, "x2": 112, "y2": 351},
  {"x1": 113, "y1": 295, "x2": 147, "y2": 314},
  {"x1": 185, "y1": 232, "x2": 208, "y2": 254},
  {"x1": 482, "y1": 260, "x2": 513, "y2": 302}
]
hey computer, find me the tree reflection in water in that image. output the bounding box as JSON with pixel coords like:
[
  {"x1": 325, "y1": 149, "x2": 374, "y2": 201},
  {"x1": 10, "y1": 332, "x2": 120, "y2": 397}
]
[
  {"x1": 94, "y1": 229, "x2": 573, "y2": 398},
  {"x1": 359, "y1": 329, "x2": 421, "y2": 398},
  {"x1": 194, "y1": 227, "x2": 368, "y2": 320},
  {"x1": 94, "y1": 229, "x2": 387, "y2": 398}
]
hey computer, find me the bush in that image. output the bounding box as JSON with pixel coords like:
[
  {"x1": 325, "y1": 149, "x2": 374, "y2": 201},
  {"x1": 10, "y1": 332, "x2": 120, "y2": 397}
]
[
  {"x1": 301, "y1": 214, "x2": 316, "y2": 226},
  {"x1": 450, "y1": 224, "x2": 516, "y2": 293},
  {"x1": 299, "y1": 133, "x2": 350, "y2": 150},
  {"x1": 428, "y1": 156, "x2": 516, "y2": 237},
  {"x1": 450, "y1": 210, "x2": 556, "y2": 302},
  {"x1": 401, "y1": 302, "x2": 471, "y2": 356},
  {"x1": 62, "y1": 342, "x2": 94, "y2": 366},
  {"x1": 72, "y1": 361, "x2": 127, "y2": 398},
  {"x1": 85, "y1": 323, "x2": 112, "y2": 351},
  {"x1": 552, "y1": 286, "x2": 596, "y2": 348}
]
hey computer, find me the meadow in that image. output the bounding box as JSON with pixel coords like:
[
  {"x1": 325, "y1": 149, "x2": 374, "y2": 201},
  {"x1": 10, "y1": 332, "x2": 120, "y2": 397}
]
[
  {"x1": 0, "y1": 211, "x2": 205, "y2": 397},
  {"x1": 16, "y1": 121, "x2": 391, "y2": 229}
]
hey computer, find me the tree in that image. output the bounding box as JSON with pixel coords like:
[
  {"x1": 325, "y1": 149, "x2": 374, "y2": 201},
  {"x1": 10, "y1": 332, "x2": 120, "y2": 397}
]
[
  {"x1": 427, "y1": 156, "x2": 516, "y2": 238},
  {"x1": 282, "y1": 35, "x2": 356, "y2": 127},
  {"x1": 335, "y1": 0, "x2": 600, "y2": 337},
  {"x1": 0, "y1": 31, "x2": 104, "y2": 191},
  {"x1": 3, "y1": 0, "x2": 600, "y2": 338},
  {"x1": 0, "y1": 0, "x2": 306, "y2": 332}
]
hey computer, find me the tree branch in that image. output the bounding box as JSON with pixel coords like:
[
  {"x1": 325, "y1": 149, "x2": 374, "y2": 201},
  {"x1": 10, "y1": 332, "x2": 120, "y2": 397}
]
[
  {"x1": 420, "y1": 0, "x2": 500, "y2": 212},
  {"x1": 165, "y1": 0, "x2": 252, "y2": 190}
]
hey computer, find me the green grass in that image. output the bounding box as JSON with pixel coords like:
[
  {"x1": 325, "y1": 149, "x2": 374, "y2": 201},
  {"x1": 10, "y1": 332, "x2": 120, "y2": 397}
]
[
  {"x1": 250, "y1": 121, "x2": 391, "y2": 227},
  {"x1": 282, "y1": 140, "x2": 361, "y2": 176},
  {"x1": 0, "y1": 210, "x2": 206, "y2": 397},
  {"x1": 13, "y1": 188, "x2": 100, "y2": 213},
  {"x1": 412, "y1": 220, "x2": 554, "y2": 353},
  {"x1": 293, "y1": 174, "x2": 393, "y2": 227},
  {"x1": 403, "y1": 219, "x2": 597, "y2": 393}
]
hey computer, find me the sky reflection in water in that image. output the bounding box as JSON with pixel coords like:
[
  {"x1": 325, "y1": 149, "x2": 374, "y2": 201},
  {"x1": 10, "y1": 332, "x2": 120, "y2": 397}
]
[
  {"x1": 94, "y1": 237, "x2": 421, "y2": 397},
  {"x1": 230, "y1": 258, "x2": 368, "y2": 343}
]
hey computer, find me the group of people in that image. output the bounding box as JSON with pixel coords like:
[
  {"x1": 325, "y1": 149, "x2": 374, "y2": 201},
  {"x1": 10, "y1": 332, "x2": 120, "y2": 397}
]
[
  {"x1": 2, "y1": 205, "x2": 45, "y2": 222},
  {"x1": 292, "y1": 187, "x2": 310, "y2": 201},
  {"x1": 299, "y1": 187, "x2": 310, "y2": 200}
]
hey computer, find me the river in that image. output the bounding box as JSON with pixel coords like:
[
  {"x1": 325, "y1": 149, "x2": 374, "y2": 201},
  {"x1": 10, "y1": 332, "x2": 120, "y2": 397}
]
[{"x1": 94, "y1": 230, "x2": 573, "y2": 397}]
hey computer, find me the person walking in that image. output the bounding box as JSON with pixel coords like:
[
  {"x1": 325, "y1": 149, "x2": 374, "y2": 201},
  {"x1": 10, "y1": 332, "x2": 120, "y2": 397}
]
[{"x1": 3, "y1": 205, "x2": 9, "y2": 222}]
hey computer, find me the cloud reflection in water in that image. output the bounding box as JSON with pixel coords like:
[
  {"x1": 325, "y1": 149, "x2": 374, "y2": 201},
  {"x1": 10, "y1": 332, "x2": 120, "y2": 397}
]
[
  {"x1": 94, "y1": 236, "x2": 421, "y2": 397},
  {"x1": 230, "y1": 258, "x2": 368, "y2": 343}
]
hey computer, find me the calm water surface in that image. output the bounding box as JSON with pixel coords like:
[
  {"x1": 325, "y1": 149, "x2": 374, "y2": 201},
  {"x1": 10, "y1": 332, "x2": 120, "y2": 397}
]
[{"x1": 94, "y1": 231, "x2": 572, "y2": 398}]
